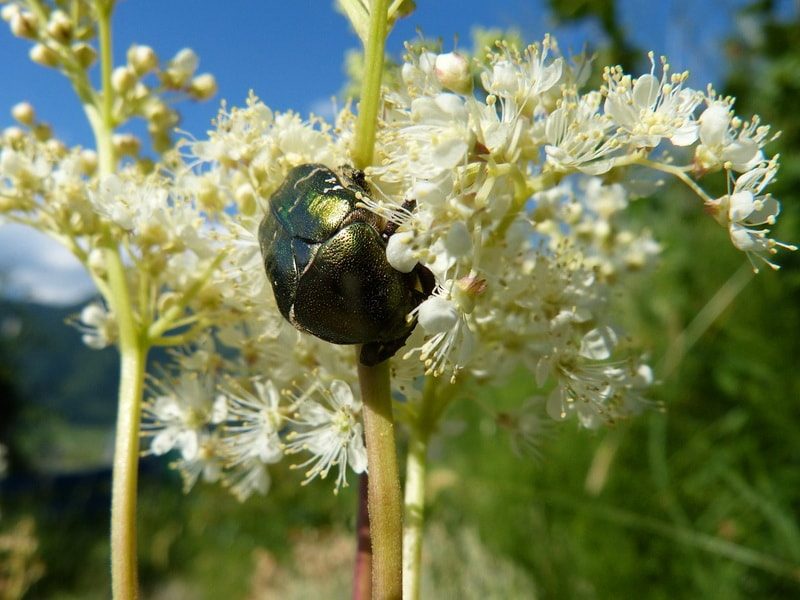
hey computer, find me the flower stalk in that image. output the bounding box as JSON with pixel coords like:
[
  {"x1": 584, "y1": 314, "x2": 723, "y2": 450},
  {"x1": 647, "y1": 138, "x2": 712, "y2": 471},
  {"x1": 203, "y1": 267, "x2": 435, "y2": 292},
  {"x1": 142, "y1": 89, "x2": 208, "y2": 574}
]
[
  {"x1": 106, "y1": 248, "x2": 148, "y2": 600},
  {"x1": 357, "y1": 357, "x2": 403, "y2": 599},
  {"x1": 401, "y1": 378, "x2": 454, "y2": 598},
  {"x1": 351, "y1": 0, "x2": 390, "y2": 171},
  {"x1": 93, "y1": 0, "x2": 117, "y2": 176},
  {"x1": 91, "y1": 3, "x2": 148, "y2": 597},
  {"x1": 401, "y1": 430, "x2": 428, "y2": 600},
  {"x1": 350, "y1": 2, "x2": 402, "y2": 597}
]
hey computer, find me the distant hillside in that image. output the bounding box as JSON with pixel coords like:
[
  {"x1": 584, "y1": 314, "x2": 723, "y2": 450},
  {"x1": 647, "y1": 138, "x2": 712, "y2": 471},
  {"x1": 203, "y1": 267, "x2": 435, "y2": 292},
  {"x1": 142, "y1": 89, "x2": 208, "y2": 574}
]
[
  {"x1": 0, "y1": 299, "x2": 119, "y2": 426},
  {"x1": 0, "y1": 299, "x2": 188, "y2": 471}
]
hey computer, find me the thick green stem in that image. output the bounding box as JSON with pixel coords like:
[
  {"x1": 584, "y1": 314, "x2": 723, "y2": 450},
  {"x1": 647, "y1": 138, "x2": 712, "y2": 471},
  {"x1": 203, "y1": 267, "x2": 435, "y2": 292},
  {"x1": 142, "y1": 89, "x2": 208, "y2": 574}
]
[
  {"x1": 106, "y1": 249, "x2": 147, "y2": 600},
  {"x1": 351, "y1": 0, "x2": 390, "y2": 170},
  {"x1": 401, "y1": 429, "x2": 428, "y2": 600},
  {"x1": 357, "y1": 357, "x2": 402, "y2": 600},
  {"x1": 350, "y1": 3, "x2": 399, "y2": 596},
  {"x1": 91, "y1": 5, "x2": 144, "y2": 598}
]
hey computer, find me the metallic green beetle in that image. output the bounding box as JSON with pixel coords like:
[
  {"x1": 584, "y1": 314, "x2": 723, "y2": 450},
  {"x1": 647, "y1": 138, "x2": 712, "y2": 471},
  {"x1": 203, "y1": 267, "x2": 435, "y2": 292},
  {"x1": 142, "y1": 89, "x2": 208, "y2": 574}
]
[{"x1": 258, "y1": 163, "x2": 434, "y2": 366}]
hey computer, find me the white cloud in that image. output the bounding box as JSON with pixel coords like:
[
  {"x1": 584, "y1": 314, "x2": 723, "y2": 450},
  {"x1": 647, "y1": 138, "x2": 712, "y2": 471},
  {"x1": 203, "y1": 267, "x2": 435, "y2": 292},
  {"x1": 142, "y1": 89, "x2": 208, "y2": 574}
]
[
  {"x1": 0, "y1": 224, "x2": 96, "y2": 305},
  {"x1": 307, "y1": 96, "x2": 338, "y2": 121}
]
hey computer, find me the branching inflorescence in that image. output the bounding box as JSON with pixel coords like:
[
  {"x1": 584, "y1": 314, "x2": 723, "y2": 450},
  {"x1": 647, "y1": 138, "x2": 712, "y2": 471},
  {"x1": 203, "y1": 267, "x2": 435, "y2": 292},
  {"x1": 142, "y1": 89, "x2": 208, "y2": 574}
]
[{"x1": 0, "y1": 1, "x2": 794, "y2": 597}]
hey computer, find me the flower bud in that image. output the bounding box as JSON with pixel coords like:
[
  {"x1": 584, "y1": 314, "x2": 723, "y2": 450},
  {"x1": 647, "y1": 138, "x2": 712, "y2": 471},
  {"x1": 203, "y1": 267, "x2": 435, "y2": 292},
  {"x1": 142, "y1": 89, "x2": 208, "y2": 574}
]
[
  {"x1": 111, "y1": 66, "x2": 137, "y2": 93},
  {"x1": 112, "y1": 133, "x2": 141, "y2": 157},
  {"x1": 189, "y1": 73, "x2": 217, "y2": 101},
  {"x1": 87, "y1": 249, "x2": 106, "y2": 276},
  {"x1": 434, "y1": 52, "x2": 472, "y2": 94},
  {"x1": 72, "y1": 42, "x2": 97, "y2": 68},
  {"x1": 79, "y1": 149, "x2": 98, "y2": 175},
  {"x1": 386, "y1": 230, "x2": 418, "y2": 273},
  {"x1": 149, "y1": 127, "x2": 172, "y2": 154},
  {"x1": 143, "y1": 98, "x2": 170, "y2": 124},
  {"x1": 127, "y1": 44, "x2": 158, "y2": 74},
  {"x1": 9, "y1": 11, "x2": 38, "y2": 39},
  {"x1": 45, "y1": 138, "x2": 67, "y2": 157},
  {"x1": 418, "y1": 296, "x2": 459, "y2": 334},
  {"x1": 11, "y1": 102, "x2": 36, "y2": 126},
  {"x1": 136, "y1": 157, "x2": 155, "y2": 175},
  {"x1": 0, "y1": 147, "x2": 26, "y2": 177},
  {"x1": 32, "y1": 122, "x2": 52, "y2": 142},
  {"x1": 162, "y1": 48, "x2": 198, "y2": 88},
  {"x1": 29, "y1": 43, "x2": 60, "y2": 68},
  {"x1": 453, "y1": 275, "x2": 486, "y2": 314},
  {"x1": 46, "y1": 9, "x2": 72, "y2": 43},
  {"x1": 234, "y1": 183, "x2": 255, "y2": 215},
  {"x1": 2, "y1": 127, "x2": 25, "y2": 144}
]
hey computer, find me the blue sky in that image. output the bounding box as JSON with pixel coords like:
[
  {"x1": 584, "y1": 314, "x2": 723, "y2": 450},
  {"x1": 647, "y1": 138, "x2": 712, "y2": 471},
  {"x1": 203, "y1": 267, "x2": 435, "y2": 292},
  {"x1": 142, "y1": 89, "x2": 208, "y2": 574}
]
[{"x1": 0, "y1": 0, "x2": 792, "y2": 304}]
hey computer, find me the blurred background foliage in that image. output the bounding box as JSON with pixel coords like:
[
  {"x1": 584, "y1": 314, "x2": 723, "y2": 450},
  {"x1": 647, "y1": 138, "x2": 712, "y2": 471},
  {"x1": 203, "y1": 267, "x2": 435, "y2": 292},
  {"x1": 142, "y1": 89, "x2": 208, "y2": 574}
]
[{"x1": 1, "y1": 0, "x2": 799, "y2": 598}]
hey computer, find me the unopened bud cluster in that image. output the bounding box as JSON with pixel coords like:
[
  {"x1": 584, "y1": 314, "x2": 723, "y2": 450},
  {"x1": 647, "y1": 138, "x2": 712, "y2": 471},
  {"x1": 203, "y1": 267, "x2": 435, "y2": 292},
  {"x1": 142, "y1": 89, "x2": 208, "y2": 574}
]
[{"x1": 2, "y1": 3, "x2": 217, "y2": 159}]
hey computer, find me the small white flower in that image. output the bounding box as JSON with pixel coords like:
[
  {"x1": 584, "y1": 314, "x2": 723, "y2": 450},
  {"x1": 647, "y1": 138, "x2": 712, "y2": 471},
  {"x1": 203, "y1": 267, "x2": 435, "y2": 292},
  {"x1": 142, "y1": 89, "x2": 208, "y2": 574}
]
[
  {"x1": 404, "y1": 278, "x2": 480, "y2": 381},
  {"x1": 224, "y1": 457, "x2": 272, "y2": 501},
  {"x1": 434, "y1": 52, "x2": 471, "y2": 94},
  {"x1": 545, "y1": 91, "x2": 619, "y2": 174},
  {"x1": 480, "y1": 37, "x2": 563, "y2": 111},
  {"x1": 604, "y1": 55, "x2": 702, "y2": 148},
  {"x1": 171, "y1": 432, "x2": 224, "y2": 493},
  {"x1": 284, "y1": 380, "x2": 366, "y2": 493},
  {"x1": 579, "y1": 326, "x2": 618, "y2": 360},
  {"x1": 696, "y1": 100, "x2": 768, "y2": 172},
  {"x1": 73, "y1": 301, "x2": 116, "y2": 349},
  {"x1": 547, "y1": 350, "x2": 650, "y2": 429},
  {"x1": 707, "y1": 162, "x2": 796, "y2": 271},
  {"x1": 220, "y1": 378, "x2": 284, "y2": 471},
  {"x1": 142, "y1": 370, "x2": 222, "y2": 460},
  {"x1": 401, "y1": 50, "x2": 441, "y2": 97},
  {"x1": 0, "y1": 146, "x2": 50, "y2": 180}
]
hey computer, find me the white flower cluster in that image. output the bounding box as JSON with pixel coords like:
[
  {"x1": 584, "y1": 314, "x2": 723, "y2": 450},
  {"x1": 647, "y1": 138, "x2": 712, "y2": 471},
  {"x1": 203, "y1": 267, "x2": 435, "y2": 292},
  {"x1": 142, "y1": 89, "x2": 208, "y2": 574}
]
[
  {"x1": 128, "y1": 37, "x2": 793, "y2": 498},
  {"x1": 140, "y1": 344, "x2": 366, "y2": 498},
  {"x1": 2, "y1": 26, "x2": 791, "y2": 499}
]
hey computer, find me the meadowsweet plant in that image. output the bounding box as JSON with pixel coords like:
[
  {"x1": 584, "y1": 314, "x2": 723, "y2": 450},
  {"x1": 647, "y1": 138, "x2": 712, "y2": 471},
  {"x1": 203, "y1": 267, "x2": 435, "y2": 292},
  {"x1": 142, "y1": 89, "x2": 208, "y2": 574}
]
[
  {"x1": 0, "y1": 0, "x2": 794, "y2": 598},
  {"x1": 0, "y1": 1, "x2": 221, "y2": 597}
]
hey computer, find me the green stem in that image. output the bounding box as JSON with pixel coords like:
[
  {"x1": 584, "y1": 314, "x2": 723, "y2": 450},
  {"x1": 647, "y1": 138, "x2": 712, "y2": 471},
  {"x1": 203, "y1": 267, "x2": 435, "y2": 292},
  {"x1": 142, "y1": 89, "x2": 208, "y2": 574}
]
[
  {"x1": 94, "y1": 0, "x2": 116, "y2": 175},
  {"x1": 90, "y1": 5, "x2": 144, "y2": 598},
  {"x1": 401, "y1": 429, "x2": 428, "y2": 600},
  {"x1": 400, "y1": 377, "x2": 450, "y2": 598},
  {"x1": 357, "y1": 356, "x2": 403, "y2": 600},
  {"x1": 401, "y1": 377, "x2": 458, "y2": 597},
  {"x1": 146, "y1": 253, "x2": 226, "y2": 341},
  {"x1": 637, "y1": 157, "x2": 715, "y2": 204},
  {"x1": 351, "y1": 0, "x2": 390, "y2": 170},
  {"x1": 106, "y1": 249, "x2": 147, "y2": 600}
]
